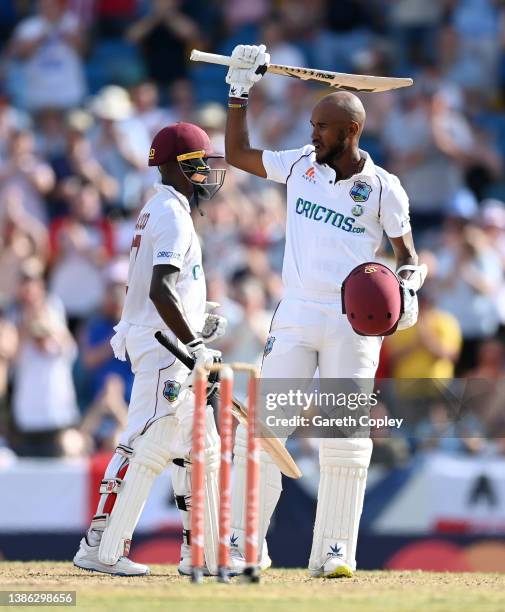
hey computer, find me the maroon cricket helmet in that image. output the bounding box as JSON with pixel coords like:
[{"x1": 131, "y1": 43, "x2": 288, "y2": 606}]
[
  {"x1": 148, "y1": 122, "x2": 223, "y2": 166},
  {"x1": 341, "y1": 262, "x2": 404, "y2": 336}
]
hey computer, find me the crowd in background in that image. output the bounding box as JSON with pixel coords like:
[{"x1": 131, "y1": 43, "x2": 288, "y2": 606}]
[{"x1": 0, "y1": 0, "x2": 505, "y2": 464}]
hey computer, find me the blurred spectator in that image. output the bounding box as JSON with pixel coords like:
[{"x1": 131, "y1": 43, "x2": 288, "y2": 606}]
[
  {"x1": 9, "y1": 0, "x2": 87, "y2": 111},
  {"x1": 386, "y1": 291, "x2": 462, "y2": 379},
  {"x1": 432, "y1": 222, "x2": 503, "y2": 373},
  {"x1": 80, "y1": 374, "x2": 128, "y2": 452},
  {"x1": 0, "y1": 193, "x2": 48, "y2": 305},
  {"x1": 0, "y1": 129, "x2": 55, "y2": 227},
  {"x1": 0, "y1": 308, "x2": 18, "y2": 438},
  {"x1": 34, "y1": 108, "x2": 68, "y2": 158},
  {"x1": 414, "y1": 402, "x2": 486, "y2": 454},
  {"x1": 79, "y1": 258, "x2": 133, "y2": 402},
  {"x1": 130, "y1": 80, "x2": 176, "y2": 138},
  {"x1": 466, "y1": 339, "x2": 505, "y2": 380},
  {"x1": 10, "y1": 258, "x2": 79, "y2": 457},
  {"x1": 259, "y1": 81, "x2": 314, "y2": 150},
  {"x1": 48, "y1": 179, "x2": 115, "y2": 329},
  {"x1": 126, "y1": 0, "x2": 201, "y2": 89},
  {"x1": 258, "y1": 18, "x2": 307, "y2": 102},
  {"x1": 88, "y1": 85, "x2": 152, "y2": 209},
  {"x1": 51, "y1": 114, "x2": 119, "y2": 207},
  {"x1": 0, "y1": 87, "x2": 31, "y2": 162}
]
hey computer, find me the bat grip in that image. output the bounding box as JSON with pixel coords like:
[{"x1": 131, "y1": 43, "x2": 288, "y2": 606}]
[
  {"x1": 154, "y1": 331, "x2": 195, "y2": 369},
  {"x1": 190, "y1": 49, "x2": 246, "y2": 69}
]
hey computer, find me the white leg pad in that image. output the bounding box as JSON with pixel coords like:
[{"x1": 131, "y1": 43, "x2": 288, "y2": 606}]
[
  {"x1": 98, "y1": 416, "x2": 177, "y2": 565},
  {"x1": 309, "y1": 437, "x2": 372, "y2": 572},
  {"x1": 230, "y1": 423, "x2": 282, "y2": 561},
  {"x1": 171, "y1": 405, "x2": 221, "y2": 575}
]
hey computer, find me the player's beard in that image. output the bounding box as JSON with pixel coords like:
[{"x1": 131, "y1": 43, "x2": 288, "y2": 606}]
[{"x1": 316, "y1": 129, "x2": 347, "y2": 165}]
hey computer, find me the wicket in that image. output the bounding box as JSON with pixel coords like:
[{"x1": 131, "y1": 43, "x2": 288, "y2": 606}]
[{"x1": 192, "y1": 362, "x2": 260, "y2": 584}]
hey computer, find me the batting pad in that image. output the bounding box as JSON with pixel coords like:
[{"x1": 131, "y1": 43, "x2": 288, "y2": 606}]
[
  {"x1": 230, "y1": 423, "x2": 282, "y2": 561},
  {"x1": 98, "y1": 416, "x2": 177, "y2": 565},
  {"x1": 171, "y1": 405, "x2": 221, "y2": 575},
  {"x1": 308, "y1": 437, "x2": 372, "y2": 572}
]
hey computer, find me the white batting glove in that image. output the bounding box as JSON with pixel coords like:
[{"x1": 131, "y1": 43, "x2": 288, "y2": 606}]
[
  {"x1": 226, "y1": 44, "x2": 270, "y2": 99},
  {"x1": 186, "y1": 338, "x2": 221, "y2": 370},
  {"x1": 201, "y1": 302, "x2": 227, "y2": 343},
  {"x1": 183, "y1": 338, "x2": 221, "y2": 396},
  {"x1": 396, "y1": 264, "x2": 428, "y2": 331}
]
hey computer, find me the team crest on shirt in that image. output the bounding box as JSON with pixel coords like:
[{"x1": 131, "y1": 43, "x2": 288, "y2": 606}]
[
  {"x1": 163, "y1": 380, "x2": 181, "y2": 403},
  {"x1": 350, "y1": 180, "x2": 372, "y2": 202},
  {"x1": 264, "y1": 336, "x2": 275, "y2": 357},
  {"x1": 351, "y1": 204, "x2": 364, "y2": 216}
]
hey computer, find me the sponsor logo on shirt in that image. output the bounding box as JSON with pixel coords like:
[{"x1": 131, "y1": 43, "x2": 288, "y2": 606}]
[
  {"x1": 157, "y1": 250, "x2": 182, "y2": 260},
  {"x1": 295, "y1": 197, "x2": 365, "y2": 234},
  {"x1": 350, "y1": 180, "x2": 372, "y2": 202},
  {"x1": 302, "y1": 166, "x2": 316, "y2": 184},
  {"x1": 351, "y1": 204, "x2": 364, "y2": 216}
]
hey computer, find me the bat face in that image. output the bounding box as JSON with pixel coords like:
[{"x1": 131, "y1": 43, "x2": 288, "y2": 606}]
[{"x1": 277, "y1": 66, "x2": 413, "y2": 93}]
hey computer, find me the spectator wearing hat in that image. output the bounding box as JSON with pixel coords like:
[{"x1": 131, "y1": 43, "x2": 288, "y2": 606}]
[{"x1": 88, "y1": 85, "x2": 152, "y2": 209}]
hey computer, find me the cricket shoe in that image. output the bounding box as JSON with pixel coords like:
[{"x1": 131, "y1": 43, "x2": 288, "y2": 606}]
[
  {"x1": 73, "y1": 537, "x2": 150, "y2": 576},
  {"x1": 178, "y1": 543, "x2": 214, "y2": 577},
  {"x1": 228, "y1": 542, "x2": 272, "y2": 577},
  {"x1": 310, "y1": 556, "x2": 354, "y2": 579}
]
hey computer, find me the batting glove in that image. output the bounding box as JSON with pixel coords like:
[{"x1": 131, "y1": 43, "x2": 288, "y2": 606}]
[
  {"x1": 396, "y1": 264, "x2": 428, "y2": 330},
  {"x1": 183, "y1": 338, "x2": 221, "y2": 397},
  {"x1": 186, "y1": 337, "x2": 221, "y2": 370},
  {"x1": 201, "y1": 302, "x2": 227, "y2": 343},
  {"x1": 226, "y1": 44, "x2": 270, "y2": 99}
]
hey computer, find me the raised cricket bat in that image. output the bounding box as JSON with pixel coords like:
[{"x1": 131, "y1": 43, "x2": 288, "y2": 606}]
[
  {"x1": 154, "y1": 332, "x2": 302, "y2": 479},
  {"x1": 190, "y1": 49, "x2": 413, "y2": 93}
]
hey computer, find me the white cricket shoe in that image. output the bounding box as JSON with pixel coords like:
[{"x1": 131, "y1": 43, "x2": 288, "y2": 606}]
[
  {"x1": 73, "y1": 537, "x2": 150, "y2": 576},
  {"x1": 228, "y1": 542, "x2": 272, "y2": 576},
  {"x1": 310, "y1": 555, "x2": 354, "y2": 578},
  {"x1": 177, "y1": 543, "x2": 214, "y2": 577}
]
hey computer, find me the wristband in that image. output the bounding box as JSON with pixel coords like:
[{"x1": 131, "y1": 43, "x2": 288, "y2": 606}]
[{"x1": 228, "y1": 99, "x2": 248, "y2": 109}]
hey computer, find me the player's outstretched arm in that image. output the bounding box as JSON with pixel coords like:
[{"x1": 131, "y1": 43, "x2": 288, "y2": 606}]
[{"x1": 225, "y1": 44, "x2": 269, "y2": 178}]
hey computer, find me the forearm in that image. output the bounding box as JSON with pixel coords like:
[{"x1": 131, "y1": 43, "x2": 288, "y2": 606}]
[
  {"x1": 150, "y1": 285, "x2": 198, "y2": 344},
  {"x1": 225, "y1": 107, "x2": 266, "y2": 176}
]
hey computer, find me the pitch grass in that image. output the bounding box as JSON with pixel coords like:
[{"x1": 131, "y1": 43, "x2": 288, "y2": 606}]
[{"x1": 1, "y1": 563, "x2": 505, "y2": 612}]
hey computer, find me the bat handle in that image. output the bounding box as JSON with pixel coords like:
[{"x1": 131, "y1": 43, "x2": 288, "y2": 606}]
[
  {"x1": 154, "y1": 331, "x2": 195, "y2": 370},
  {"x1": 190, "y1": 49, "x2": 247, "y2": 69}
]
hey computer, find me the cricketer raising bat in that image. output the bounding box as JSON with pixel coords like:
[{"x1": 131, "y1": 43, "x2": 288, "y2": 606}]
[
  {"x1": 190, "y1": 49, "x2": 413, "y2": 93},
  {"x1": 154, "y1": 332, "x2": 302, "y2": 480}
]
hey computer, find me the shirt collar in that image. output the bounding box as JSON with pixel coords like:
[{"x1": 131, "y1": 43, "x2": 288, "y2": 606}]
[
  {"x1": 155, "y1": 183, "x2": 191, "y2": 213},
  {"x1": 315, "y1": 149, "x2": 376, "y2": 181}
]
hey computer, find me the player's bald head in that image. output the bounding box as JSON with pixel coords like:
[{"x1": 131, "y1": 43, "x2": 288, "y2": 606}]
[
  {"x1": 311, "y1": 92, "x2": 366, "y2": 164},
  {"x1": 313, "y1": 92, "x2": 366, "y2": 133}
]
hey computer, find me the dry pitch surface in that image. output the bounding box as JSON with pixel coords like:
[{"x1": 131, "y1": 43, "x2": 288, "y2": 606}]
[{"x1": 1, "y1": 562, "x2": 504, "y2": 612}]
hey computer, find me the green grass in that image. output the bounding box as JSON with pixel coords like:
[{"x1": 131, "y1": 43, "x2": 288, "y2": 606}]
[{"x1": 1, "y1": 563, "x2": 504, "y2": 612}]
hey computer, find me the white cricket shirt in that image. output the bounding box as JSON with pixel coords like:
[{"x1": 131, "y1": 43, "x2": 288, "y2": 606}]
[
  {"x1": 263, "y1": 145, "x2": 411, "y2": 295},
  {"x1": 121, "y1": 183, "x2": 206, "y2": 331}
]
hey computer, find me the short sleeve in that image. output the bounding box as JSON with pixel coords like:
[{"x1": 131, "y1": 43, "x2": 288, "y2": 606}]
[
  {"x1": 151, "y1": 210, "x2": 191, "y2": 269},
  {"x1": 379, "y1": 174, "x2": 412, "y2": 238},
  {"x1": 262, "y1": 146, "x2": 313, "y2": 184}
]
